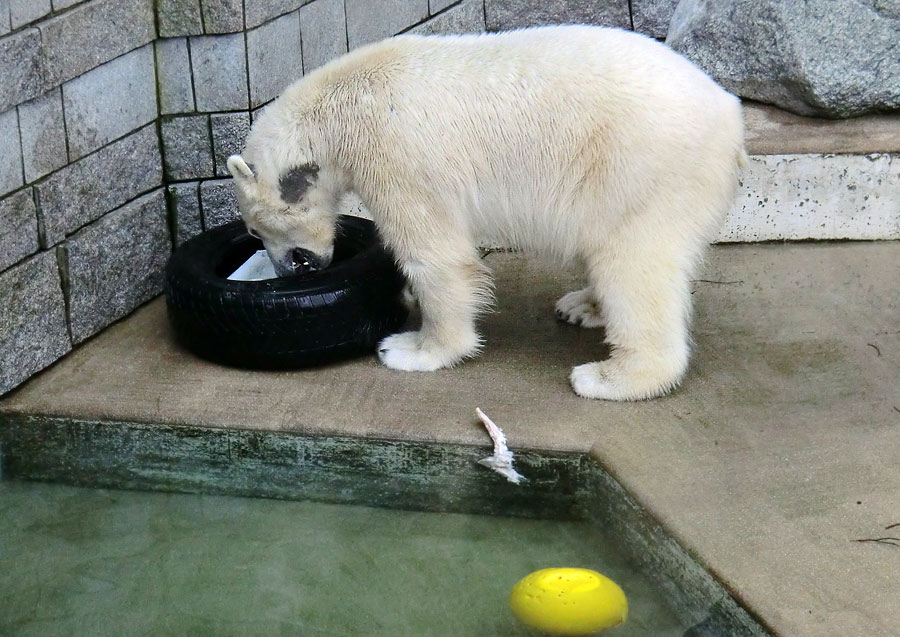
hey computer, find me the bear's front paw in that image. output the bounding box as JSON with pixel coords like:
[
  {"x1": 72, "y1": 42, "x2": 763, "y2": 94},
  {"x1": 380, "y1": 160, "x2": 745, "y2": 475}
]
[{"x1": 378, "y1": 332, "x2": 452, "y2": 371}]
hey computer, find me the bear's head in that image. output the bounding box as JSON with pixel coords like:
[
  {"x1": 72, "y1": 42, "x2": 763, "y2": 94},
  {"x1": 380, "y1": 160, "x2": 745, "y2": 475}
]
[{"x1": 226, "y1": 151, "x2": 346, "y2": 277}]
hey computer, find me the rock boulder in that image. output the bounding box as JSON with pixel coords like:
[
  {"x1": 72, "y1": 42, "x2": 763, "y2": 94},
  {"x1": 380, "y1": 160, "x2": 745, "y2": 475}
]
[{"x1": 666, "y1": 0, "x2": 900, "y2": 118}]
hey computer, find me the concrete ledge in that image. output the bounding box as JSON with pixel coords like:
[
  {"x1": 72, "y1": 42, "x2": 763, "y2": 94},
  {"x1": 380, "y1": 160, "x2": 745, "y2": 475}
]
[
  {"x1": 0, "y1": 415, "x2": 587, "y2": 519},
  {"x1": 744, "y1": 101, "x2": 900, "y2": 156},
  {"x1": 583, "y1": 457, "x2": 769, "y2": 637}
]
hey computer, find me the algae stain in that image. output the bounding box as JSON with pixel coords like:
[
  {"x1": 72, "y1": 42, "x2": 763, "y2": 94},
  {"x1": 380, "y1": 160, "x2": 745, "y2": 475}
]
[{"x1": 763, "y1": 341, "x2": 843, "y2": 377}]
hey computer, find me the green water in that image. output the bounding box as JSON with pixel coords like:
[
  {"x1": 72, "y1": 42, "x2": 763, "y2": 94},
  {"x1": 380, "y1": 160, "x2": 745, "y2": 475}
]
[{"x1": 0, "y1": 481, "x2": 685, "y2": 636}]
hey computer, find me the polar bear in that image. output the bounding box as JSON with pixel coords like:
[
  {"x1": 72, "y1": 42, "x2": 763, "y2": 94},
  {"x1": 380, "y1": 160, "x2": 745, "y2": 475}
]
[{"x1": 226, "y1": 25, "x2": 745, "y2": 400}]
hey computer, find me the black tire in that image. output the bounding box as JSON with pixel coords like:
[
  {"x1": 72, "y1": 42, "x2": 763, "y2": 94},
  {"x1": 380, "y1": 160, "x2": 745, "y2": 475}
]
[{"x1": 164, "y1": 216, "x2": 408, "y2": 369}]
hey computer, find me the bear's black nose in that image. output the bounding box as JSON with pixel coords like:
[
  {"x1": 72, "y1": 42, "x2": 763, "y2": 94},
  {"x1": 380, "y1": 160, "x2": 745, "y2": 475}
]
[{"x1": 290, "y1": 248, "x2": 322, "y2": 274}]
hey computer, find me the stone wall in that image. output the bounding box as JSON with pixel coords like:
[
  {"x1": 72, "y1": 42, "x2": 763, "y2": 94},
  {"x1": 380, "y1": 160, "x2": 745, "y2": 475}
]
[{"x1": 1, "y1": 0, "x2": 162, "y2": 395}]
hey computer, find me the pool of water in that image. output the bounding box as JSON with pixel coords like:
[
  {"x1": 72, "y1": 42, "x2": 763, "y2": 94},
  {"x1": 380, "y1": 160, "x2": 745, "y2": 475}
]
[{"x1": 0, "y1": 481, "x2": 686, "y2": 635}]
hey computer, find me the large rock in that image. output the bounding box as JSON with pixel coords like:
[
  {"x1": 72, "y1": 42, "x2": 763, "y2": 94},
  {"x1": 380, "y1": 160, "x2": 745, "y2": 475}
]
[
  {"x1": 631, "y1": 0, "x2": 680, "y2": 39},
  {"x1": 666, "y1": 0, "x2": 900, "y2": 118}
]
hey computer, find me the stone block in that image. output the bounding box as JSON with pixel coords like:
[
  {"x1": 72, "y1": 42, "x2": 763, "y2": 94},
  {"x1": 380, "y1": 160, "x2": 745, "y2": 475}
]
[
  {"x1": 200, "y1": 178, "x2": 239, "y2": 228},
  {"x1": 485, "y1": 0, "x2": 630, "y2": 31},
  {"x1": 299, "y1": 0, "x2": 347, "y2": 71},
  {"x1": 667, "y1": 0, "x2": 900, "y2": 118},
  {"x1": 0, "y1": 107, "x2": 23, "y2": 197},
  {"x1": 631, "y1": 0, "x2": 679, "y2": 39},
  {"x1": 211, "y1": 111, "x2": 250, "y2": 177},
  {"x1": 246, "y1": 0, "x2": 309, "y2": 29},
  {"x1": 247, "y1": 11, "x2": 303, "y2": 107},
  {"x1": 63, "y1": 45, "x2": 157, "y2": 160},
  {"x1": 156, "y1": 38, "x2": 195, "y2": 115},
  {"x1": 0, "y1": 250, "x2": 71, "y2": 395},
  {"x1": 51, "y1": 0, "x2": 83, "y2": 10},
  {"x1": 0, "y1": 187, "x2": 39, "y2": 273},
  {"x1": 63, "y1": 189, "x2": 170, "y2": 344},
  {"x1": 18, "y1": 88, "x2": 67, "y2": 182},
  {"x1": 429, "y1": 0, "x2": 458, "y2": 13},
  {"x1": 0, "y1": 28, "x2": 44, "y2": 113},
  {"x1": 157, "y1": 0, "x2": 203, "y2": 37},
  {"x1": 1, "y1": 3, "x2": 10, "y2": 35},
  {"x1": 190, "y1": 33, "x2": 249, "y2": 111},
  {"x1": 39, "y1": 0, "x2": 156, "y2": 87},
  {"x1": 202, "y1": 0, "x2": 244, "y2": 33},
  {"x1": 9, "y1": 0, "x2": 52, "y2": 29},
  {"x1": 36, "y1": 125, "x2": 162, "y2": 246},
  {"x1": 161, "y1": 115, "x2": 214, "y2": 181},
  {"x1": 166, "y1": 181, "x2": 204, "y2": 245},
  {"x1": 410, "y1": 0, "x2": 485, "y2": 34},
  {"x1": 346, "y1": 0, "x2": 428, "y2": 48}
]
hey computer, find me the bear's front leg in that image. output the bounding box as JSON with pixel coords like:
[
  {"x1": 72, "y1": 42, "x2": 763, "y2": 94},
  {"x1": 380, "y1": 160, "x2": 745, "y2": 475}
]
[{"x1": 378, "y1": 252, "x2": 490, "y2": 371}]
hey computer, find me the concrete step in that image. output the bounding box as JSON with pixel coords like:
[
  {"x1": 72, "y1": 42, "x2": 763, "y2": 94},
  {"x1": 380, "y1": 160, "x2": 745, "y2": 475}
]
[
  {"x1": 2, "y1": 242, "x2": 898, "y2": 636},
  {"x1": 727, "y1": 102, "x2": 900, "y2": 242}
]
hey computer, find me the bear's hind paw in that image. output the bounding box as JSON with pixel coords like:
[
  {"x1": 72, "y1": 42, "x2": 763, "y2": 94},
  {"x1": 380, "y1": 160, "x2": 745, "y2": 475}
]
[
  {"x1": 570, "y1": 356, "x2": 685, "y2": 401},
  {"x1": 555, "y1": 288, "x2": 604, "y2": 328}
]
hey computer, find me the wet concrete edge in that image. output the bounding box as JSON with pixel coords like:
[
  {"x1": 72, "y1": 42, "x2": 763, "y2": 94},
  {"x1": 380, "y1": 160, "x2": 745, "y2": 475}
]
[{"x1": 579, "y1": 453, "x2": 773, "y2": 637}]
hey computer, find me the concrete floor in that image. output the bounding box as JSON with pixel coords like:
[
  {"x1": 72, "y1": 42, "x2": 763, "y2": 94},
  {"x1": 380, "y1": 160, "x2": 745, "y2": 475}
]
[{"x1": 2, "y1": 242, "x2": 900, "y2": 636}]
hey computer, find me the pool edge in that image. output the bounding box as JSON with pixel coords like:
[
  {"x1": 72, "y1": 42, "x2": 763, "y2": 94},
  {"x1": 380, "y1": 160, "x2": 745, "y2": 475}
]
[{"x1": 0, "y1": 412, "x2": 771, "y2": 636}]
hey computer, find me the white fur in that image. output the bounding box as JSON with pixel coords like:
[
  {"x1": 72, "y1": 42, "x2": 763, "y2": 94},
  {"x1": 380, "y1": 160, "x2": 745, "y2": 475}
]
[
  {"x1": 227, "y1": 26, "x2": 745, "y2": 400},
  {"x1": 556, "y1": 288, "x2": 605, "y2": 328}
]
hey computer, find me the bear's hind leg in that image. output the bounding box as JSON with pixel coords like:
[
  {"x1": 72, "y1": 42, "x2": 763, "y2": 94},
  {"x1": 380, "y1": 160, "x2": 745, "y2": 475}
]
[{"x1": 569, "y1": 234, "x2": 700, "y2": 401}]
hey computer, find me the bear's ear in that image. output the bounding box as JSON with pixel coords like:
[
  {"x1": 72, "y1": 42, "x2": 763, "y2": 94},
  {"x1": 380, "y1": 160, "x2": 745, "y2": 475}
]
[
  {"x1": 278, "y1": 163, "x2": 319, "y2": 204},
  {"x1": 227, "y1": 155, "x2": 256, "y2": 185}
]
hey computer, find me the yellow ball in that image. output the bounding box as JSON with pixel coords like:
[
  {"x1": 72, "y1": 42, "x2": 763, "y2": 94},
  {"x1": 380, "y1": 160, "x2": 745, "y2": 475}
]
[{"x1": 509, "y1": 567, "x2": 628, "y2": 635}]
